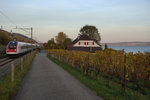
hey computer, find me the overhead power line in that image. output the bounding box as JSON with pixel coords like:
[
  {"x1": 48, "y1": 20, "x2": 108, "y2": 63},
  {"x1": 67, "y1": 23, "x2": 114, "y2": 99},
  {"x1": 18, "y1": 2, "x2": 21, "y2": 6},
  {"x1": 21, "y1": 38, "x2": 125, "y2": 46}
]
[
  {"x1": 0, "y1": 10, "x2": 17, "y2": 26},
  {"x1": 0, "y1": 9, "x2": 30, "y2": 34},
  {"x1": 14, "y1": 26, "x2": 31, "y2": 34},
  {"x1": 14, "y1": 27, "x2": 33, "y2": 39}
]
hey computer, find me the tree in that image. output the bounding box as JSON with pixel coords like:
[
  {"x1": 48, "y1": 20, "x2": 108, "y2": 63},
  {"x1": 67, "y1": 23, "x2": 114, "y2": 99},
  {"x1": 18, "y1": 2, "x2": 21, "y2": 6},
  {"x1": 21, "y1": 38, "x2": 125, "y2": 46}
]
[
  {"x1": 63, "y1": 38, "x2": 72, "y2": 49},
  {"x1": 48, "y1": 38, "x2": 55, "y2": 44},
  {"x1": 55, "y1": 32, "x2": 72, "y2": 49},
  {"x1": 55, "y1": 32, "x2": 67, "y2": 45},
  {"x1": 104, "y1": 43, "x2": 108, "y2": 50},
  {"x1": 43, "y1": 43, "x2": 48, "y2": 49},
  {"x1": 79, "y1": 25, "x2": 101, "y2": 43},
  {"x1": 47, "y1": 38, "x2": 56, "y2": 49}
]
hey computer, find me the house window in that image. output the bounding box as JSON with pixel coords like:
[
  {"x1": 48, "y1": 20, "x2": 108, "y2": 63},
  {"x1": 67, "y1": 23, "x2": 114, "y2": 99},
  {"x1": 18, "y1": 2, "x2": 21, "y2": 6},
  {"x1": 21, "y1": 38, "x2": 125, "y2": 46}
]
[
  {"x1": 87, "y1": 42, "x2": 89, "y2": 45},
  {"x1": 78, "y1": 42, "x2": 80, "y2": 45},
  {"x1": 84, "y1": 42, "x2": 86, "y2": 45},
  {"x1": 93, "y1": 42, "x2": 94, "y2": 45}
]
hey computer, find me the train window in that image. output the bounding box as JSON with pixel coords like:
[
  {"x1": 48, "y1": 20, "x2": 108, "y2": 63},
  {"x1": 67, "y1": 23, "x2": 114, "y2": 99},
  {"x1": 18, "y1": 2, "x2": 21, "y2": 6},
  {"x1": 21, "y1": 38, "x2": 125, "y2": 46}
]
[
  {"x1": 9, "y1": 42, "x2": 17, "y2": 49},
  {"x1": 21, "y1": 45, "x2": 27, "y2": 49}
]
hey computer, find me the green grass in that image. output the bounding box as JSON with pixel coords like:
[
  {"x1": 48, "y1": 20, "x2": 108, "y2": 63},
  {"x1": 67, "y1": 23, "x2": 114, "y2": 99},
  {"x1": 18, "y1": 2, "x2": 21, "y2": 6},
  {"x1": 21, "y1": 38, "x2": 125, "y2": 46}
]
[
  {"x1": 0, "y1": 53, "x2": 36, "y2": 100},
  {"x1": 47, "y1": 55, "x2": 150, "y2": 100}
]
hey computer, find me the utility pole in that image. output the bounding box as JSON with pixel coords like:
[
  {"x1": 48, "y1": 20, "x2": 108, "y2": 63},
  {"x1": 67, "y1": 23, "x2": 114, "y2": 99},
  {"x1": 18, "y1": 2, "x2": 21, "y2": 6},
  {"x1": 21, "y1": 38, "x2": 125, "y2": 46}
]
[
  {"x1": 0, "y1": 25, "x2": 3, "y2": 29},
  {"x1": 10, "y1": 30, "x2": 12, "y2": 34},
  {"x1": 31, "y1": 27, "x2": 33, "y2": 39}
]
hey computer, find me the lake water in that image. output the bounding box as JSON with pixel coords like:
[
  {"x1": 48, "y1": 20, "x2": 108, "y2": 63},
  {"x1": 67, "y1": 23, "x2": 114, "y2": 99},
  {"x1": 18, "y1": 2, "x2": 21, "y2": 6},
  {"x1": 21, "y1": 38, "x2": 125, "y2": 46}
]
[{"x1": 107, "y1": 46, "x2": 150, "y2": 53}]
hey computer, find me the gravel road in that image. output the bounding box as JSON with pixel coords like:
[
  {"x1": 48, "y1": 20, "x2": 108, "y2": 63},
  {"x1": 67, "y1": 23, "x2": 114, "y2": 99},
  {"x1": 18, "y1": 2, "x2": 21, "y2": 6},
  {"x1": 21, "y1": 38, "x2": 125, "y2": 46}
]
[{"x1": 15, "y1": 51, "x2": 103, "y2": 100}]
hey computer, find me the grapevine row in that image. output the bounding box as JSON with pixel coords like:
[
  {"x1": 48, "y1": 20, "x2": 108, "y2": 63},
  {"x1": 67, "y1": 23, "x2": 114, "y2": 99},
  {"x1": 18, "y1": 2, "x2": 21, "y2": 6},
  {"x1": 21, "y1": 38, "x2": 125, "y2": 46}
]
[{"x1": 47, "y1": 49, "x2": 150, "y2": 90}]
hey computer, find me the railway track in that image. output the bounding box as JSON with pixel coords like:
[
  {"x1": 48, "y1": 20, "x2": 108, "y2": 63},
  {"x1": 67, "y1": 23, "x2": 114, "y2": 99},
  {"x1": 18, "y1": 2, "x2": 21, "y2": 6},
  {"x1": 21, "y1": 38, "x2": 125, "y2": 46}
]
[
  {"x1": 0, "y1": 51, "x2": 32, "y2": 67},
  {"x1": 0, "y1": 55, "x2": 16, "y2": 78},
  {"x1": 0, "y1": 54, "x2": 20, "y2": 67},
  {"x1": 0, "y1": 51, "x2": 37, "y2": 79},
  {"x1": 0, "y1": 54, "x2": 7, "y2": 59},
  {"x1": 0, "y1": 57, "x2": 14, "y2": 66},
  {"x1": 0, "y1": 54, "x2": 27, "y2": 79}
]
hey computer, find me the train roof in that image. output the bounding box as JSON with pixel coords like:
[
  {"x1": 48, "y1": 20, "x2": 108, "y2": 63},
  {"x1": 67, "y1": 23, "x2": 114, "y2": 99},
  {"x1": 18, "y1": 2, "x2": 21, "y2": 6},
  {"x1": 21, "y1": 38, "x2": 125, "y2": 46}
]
[{"x1": 9, "y1": 41, "x2": 33, "y2": 45}]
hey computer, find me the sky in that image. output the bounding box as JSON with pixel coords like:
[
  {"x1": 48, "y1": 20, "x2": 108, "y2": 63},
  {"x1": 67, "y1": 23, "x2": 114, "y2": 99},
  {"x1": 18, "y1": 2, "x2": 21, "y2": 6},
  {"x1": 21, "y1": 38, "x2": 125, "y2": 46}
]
[{"x1": 0, "y1": 0, "x2": 150, "y2": 43}]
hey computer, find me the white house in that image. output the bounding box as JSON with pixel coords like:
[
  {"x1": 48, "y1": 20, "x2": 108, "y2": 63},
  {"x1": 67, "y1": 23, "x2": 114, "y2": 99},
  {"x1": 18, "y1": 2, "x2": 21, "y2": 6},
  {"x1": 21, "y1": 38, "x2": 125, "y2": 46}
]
[{"x1": 67, "y1": 34, "x2": 102, "y2": 52}]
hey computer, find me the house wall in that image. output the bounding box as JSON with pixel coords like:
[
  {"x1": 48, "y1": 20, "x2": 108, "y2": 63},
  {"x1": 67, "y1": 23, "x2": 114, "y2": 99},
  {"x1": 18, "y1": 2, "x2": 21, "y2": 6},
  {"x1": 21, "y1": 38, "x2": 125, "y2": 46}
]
[
  {"x1": 67, "y1": 46, "x2": 102, "y2": 52},
  {"x1": 73, "y1": 40, "x2": 100, "y2": 47}
]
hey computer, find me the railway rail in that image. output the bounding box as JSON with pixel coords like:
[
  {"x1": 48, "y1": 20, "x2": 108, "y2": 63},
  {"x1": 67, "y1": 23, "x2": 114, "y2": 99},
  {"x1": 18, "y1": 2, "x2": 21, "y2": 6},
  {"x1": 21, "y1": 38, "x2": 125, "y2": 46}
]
[
  {"x1": 0, "y1": 54, "x2": 7, "y2": 59},
  {"x1": 0, "y1": 52, "x2": 32, "y2": 79},
  {"x1": 0, "y1": 56, "x2": 14, "y2": 67}
]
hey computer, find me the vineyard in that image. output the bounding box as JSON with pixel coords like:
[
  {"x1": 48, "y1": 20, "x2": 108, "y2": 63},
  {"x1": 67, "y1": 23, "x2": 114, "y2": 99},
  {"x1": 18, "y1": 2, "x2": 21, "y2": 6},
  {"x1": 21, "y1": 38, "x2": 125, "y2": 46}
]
[{"x1": 47, "y1": 49, "x2": 150, "y2": 94}]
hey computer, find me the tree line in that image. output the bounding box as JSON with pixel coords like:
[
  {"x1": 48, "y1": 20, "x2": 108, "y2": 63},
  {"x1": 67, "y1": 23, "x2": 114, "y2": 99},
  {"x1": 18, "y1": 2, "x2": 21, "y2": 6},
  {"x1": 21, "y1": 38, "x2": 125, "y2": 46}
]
[
  {"x1": 44, "y1": 32, "x2": 72, "y2": 49},
  {"x1": 44, "y1": 25, "x2": 101, "y2": 49}
]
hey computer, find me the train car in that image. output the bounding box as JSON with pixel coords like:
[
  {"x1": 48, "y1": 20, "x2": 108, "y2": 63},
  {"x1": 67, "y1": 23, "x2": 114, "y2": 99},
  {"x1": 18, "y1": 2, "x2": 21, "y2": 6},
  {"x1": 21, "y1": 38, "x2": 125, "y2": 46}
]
[{"x1": 6, "y1": 41, "x2": 37, "y2": 55}]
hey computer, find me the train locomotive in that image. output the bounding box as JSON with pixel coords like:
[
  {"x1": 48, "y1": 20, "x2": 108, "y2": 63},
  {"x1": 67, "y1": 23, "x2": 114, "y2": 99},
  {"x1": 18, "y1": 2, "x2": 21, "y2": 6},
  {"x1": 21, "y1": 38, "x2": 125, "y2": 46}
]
[{"x1": 6, "y1": 41, "x2": 38, "y2": 55}]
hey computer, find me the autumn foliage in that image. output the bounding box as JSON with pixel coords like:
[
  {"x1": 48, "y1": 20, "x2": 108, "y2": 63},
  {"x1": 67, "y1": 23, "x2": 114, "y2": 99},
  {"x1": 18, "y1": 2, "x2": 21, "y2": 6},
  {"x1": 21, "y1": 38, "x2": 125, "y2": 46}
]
[{"x1": 0, "y1": 30, "x2": 12, "y2": 45}]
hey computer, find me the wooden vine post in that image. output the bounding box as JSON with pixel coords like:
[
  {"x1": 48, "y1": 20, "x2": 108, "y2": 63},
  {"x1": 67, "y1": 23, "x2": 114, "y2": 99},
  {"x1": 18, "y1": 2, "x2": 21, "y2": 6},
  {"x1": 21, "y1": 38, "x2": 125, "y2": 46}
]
[
  {"x1": 72, "y1": 53, "x2": 74, "y2": 67},
  {"x1": 21, "y1": 57, "x2": 23, "y2": 71},
  {"x1": 11, "y1": 62, "x2": 15, "y2": 82},
  {"x1": 87, "y1": 53, "x2": 89, "y2": 75}
]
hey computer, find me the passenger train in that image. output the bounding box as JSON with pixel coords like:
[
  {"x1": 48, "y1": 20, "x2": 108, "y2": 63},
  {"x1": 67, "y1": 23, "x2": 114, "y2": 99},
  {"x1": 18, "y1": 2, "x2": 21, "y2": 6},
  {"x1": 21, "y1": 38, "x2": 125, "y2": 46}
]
[{"x1": 6, "y1": 41, "x2": 38, "y2": 55}]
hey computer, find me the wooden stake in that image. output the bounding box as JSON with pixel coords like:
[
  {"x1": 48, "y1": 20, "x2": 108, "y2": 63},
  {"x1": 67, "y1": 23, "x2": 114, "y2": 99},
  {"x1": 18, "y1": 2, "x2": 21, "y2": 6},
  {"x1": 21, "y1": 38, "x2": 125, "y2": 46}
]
[
  {"x1": 21, "y1": 58, "x2": 23, "y2": 71},
  {"x1": 72, "y1": 56, "x2": 74, "y2": 67},
  {"x1": 11, "y1": 62, "x2": 14, "y2": 82}
]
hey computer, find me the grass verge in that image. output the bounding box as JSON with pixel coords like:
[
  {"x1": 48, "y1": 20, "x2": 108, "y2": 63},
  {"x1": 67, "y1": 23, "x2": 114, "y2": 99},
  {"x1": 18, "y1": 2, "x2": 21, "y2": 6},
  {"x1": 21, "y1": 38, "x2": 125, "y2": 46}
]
[
  {"x1": 0, "y1": 52, "x2": 37, "y2": 100},
  {"x1": 47, "y1": 55, "x2": 150, "y2": 100}
]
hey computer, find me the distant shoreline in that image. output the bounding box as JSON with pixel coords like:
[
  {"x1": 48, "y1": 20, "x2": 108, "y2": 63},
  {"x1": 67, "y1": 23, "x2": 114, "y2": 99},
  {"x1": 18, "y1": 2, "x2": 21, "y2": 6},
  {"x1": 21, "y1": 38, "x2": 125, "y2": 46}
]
[{"x1": 102, "y1": 42, "x2": 150, "y2": 46}]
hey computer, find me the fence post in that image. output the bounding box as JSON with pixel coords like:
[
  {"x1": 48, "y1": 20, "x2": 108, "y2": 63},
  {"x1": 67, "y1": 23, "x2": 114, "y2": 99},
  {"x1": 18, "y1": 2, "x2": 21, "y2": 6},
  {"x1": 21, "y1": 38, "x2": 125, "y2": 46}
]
[
  {"x1": 28, "y1": 53, "x2": 30, "y2": 63},
  {"x1": 72, "y1": 56, "x2": 74, "y2": 67},
  {"x1": 30, "y1": 51, "x2": 31, "y2": 55},
  {"x1": 11, "y1": 62, "x2": 15, "y2": 82},
  {"x1": 87, "y1": 53, "x2": 89, "y2": 75},
  {"x1": 72, "y1": 52, "x2": 74, "y2": 67},
  {"x1": 21, "y1": 57, "x2": 23, "y2": 71}
]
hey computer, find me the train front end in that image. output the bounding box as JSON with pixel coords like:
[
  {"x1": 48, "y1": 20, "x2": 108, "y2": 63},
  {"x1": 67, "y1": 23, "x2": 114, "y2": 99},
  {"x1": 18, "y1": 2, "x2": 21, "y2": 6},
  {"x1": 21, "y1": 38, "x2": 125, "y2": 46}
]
[{"x1": 6, "y1": 41, "x2": 18, "y2": 55}]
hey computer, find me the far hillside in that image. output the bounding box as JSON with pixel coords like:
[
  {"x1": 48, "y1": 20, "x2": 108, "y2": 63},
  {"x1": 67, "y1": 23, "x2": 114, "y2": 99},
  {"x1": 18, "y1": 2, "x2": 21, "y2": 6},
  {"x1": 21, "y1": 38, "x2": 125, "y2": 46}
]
[
  {"x1": 102, "y1": 42, "x2": 150, "y2": 46},
  {"x1": 0, "y1": 29, "x2": 36, "y2": 46},
  {"x1": 11, "y1": 33, "x2": 36, "y2": 43},
  {"x1": 0, "y1": 29, "x2": 12, "y2": 45}
]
